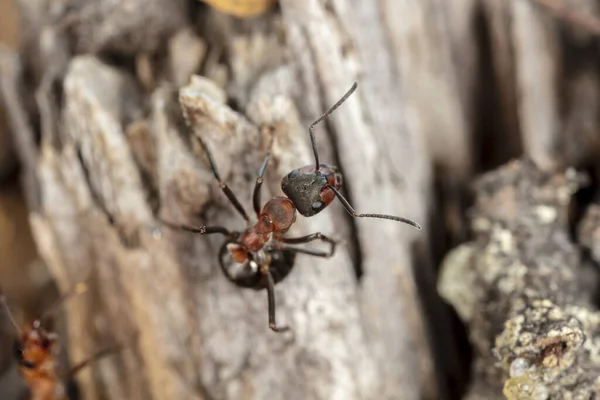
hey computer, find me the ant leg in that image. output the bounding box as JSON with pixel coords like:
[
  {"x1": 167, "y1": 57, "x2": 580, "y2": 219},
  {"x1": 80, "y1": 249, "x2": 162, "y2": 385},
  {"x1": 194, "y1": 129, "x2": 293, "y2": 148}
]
[
  {"x1": 0, "y1": 292, "x2": 21, "y2": 335},
  {"x1": 278, "y1": 232, "x2": 336, "y2": 257},
  {"x1": 308, "y1": 82, "x2": 358, "y2": 170},
  {"x1": 252, "y1": 128, "x2": 275, "y2": 217},
  {"x1": 327, "y1": 185, "x2": 422, "y2": 230},
  {"x1": 159, "y1": 219, "x2": 236, "y2": 238},
  {"x1": 272, "y1": 243, "x2": 332, "y2": 258},
  {"x1": 265, "y1": 271, "x2": 289, "y2": 333},
  {"x1": 63, "y1": 342, "x2": 123, "y2": 379},
  {"x1": 194, "y1": 135, "x2": 250, "y2": 222}
]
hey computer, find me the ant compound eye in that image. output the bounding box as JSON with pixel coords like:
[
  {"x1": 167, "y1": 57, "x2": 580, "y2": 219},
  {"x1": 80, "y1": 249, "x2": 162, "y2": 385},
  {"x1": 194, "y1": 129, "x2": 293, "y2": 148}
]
[{"x1": 312, "y1": 201, "x2": 324, "y2": 211}]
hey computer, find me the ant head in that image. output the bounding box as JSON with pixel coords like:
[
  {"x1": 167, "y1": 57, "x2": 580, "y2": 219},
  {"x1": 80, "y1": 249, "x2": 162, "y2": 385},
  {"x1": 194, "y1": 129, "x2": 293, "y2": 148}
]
[
  {"x1": 19, "y1": 321, "x2": 56, "y2": 368},
  {"x1": 281, "y1": 164, "x2": 342, "y2": 217}
]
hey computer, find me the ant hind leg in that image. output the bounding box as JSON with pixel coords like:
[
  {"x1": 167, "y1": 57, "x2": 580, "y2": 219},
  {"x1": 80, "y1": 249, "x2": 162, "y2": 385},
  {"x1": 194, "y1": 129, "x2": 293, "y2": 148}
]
[{"x1": 265, "y1": 271, "x2": 289, "y2": 333}]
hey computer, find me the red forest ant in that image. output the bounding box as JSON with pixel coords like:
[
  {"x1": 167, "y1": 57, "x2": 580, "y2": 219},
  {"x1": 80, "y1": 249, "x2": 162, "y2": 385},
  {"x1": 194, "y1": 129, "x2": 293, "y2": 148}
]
[
  {"x1": 0, "y1": 282, "x2": 122, "y2": 399},
  {"x1": 161, "y1": 82, "x2": 421, "y2": 332}
]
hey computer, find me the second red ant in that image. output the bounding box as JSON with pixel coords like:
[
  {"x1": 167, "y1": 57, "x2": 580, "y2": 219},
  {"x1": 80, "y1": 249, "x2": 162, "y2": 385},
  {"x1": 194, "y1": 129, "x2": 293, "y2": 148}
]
[
  {"x1": 1, "y1": 282, "x2": 123, "y2": 399},
  {"x1": 161, "y1": 82, "x2": 421, "y2": 332}
]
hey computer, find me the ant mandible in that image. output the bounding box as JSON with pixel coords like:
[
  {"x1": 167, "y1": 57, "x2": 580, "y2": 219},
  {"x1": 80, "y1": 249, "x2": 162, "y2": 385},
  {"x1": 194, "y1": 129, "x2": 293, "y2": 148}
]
[{"x1": 161, "y1": 81, "x2": 421, "y2": 333}]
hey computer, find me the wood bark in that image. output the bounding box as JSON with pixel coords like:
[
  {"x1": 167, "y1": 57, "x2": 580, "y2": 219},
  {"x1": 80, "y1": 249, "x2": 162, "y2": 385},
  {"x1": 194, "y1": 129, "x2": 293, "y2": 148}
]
[
  {"x1": 1, "y1": 0, "x2": 600, "y2": 399},
  {"x1": 439, "y1": 159, "x2": 600, "y2": 399}
]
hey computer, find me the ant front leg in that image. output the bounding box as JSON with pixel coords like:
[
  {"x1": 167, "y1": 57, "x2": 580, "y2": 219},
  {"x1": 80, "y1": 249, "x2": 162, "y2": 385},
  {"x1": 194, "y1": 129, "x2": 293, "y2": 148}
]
[
  {"x1": 277, "y1": 233, "x2": 336, "y2": 257},
  {"x1": 264, "y1": 269, "x2": 289, "y2": 333}
]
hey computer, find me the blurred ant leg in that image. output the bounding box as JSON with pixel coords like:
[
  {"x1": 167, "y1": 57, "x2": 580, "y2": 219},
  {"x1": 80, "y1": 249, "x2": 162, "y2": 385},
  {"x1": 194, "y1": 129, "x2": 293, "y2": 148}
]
[
  {"x1": 278, "y1": 233, "x2": 336, "y2": 257},
  {"x1": 265, "y1": 271, "x2": 289, "y2": 333},
  {"x1": 194, "y1": 135, "x2": 250, "y2": 222},
  {"x1": 159, "y1": 219, "x2": 235, "y2": 238},
  {"x1": 326, "y1": 185, "x2": 422, "y2": 230},
  {"x1": 0, "y1": 291, "x2": 21, "y2": 334},
  {"x1": 308, "y1": 82, "x2": 358, "y2": 170},
  {"x1": 252, "y1": 128, "x2": 275, "y2": 217},
  {"x1": 64, "y1": 342, "x2": 123, "y2": 379}
]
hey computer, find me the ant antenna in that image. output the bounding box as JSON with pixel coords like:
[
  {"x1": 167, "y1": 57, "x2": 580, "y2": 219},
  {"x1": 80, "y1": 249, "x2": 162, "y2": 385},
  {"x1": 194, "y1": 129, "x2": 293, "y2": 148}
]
[
  {"x1": 0, "y1": 292, "x2": 21, "y2": 335},
  {"x1": 327, "y1": 185, "x2": 422, "y2": 230},
  {"x1": 253, "y1": 125, "x2": 276, "y2": 216},
  {"x1": 64, "y1": 342, "x2": 123, "y2": 379},
  {"x1": 309, "y1": 82, "x2": 358, "y2": 170},
  {"x1": 39, "y1": 281, "x2": 88, "y2": 326}
]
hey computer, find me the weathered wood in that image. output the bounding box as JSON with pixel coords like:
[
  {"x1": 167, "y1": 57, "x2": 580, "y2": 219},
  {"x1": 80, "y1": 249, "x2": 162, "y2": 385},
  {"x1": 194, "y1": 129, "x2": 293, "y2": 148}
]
[
  {"x1": 439, "y1": 159, "x2": 600, "y2": 399},
  {"x1": 481, "y1": 0, "x2": 600, "y2": 171},
  {"x1": 513, "y1": 0, "x2": 562, "y2": 171}
]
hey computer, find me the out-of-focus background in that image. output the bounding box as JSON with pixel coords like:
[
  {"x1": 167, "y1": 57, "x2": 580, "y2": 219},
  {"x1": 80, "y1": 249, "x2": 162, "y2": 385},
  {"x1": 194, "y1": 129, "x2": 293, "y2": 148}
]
[
  {"x1": 0, "y1": 0, "x2": 50, "y2": 327},
  {"x1": 1, "y1": 0, "x2": 600, "y2": 399}
]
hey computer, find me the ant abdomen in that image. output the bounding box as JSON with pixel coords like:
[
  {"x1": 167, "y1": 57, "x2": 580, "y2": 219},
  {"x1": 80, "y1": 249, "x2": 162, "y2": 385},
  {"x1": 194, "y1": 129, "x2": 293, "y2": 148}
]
[
  {"x1": 281, "y1": 164, "x2": 342, "y2": 217},
  {"x1": 219, "y1": 239, "x2": 296, "y2": 290}
]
